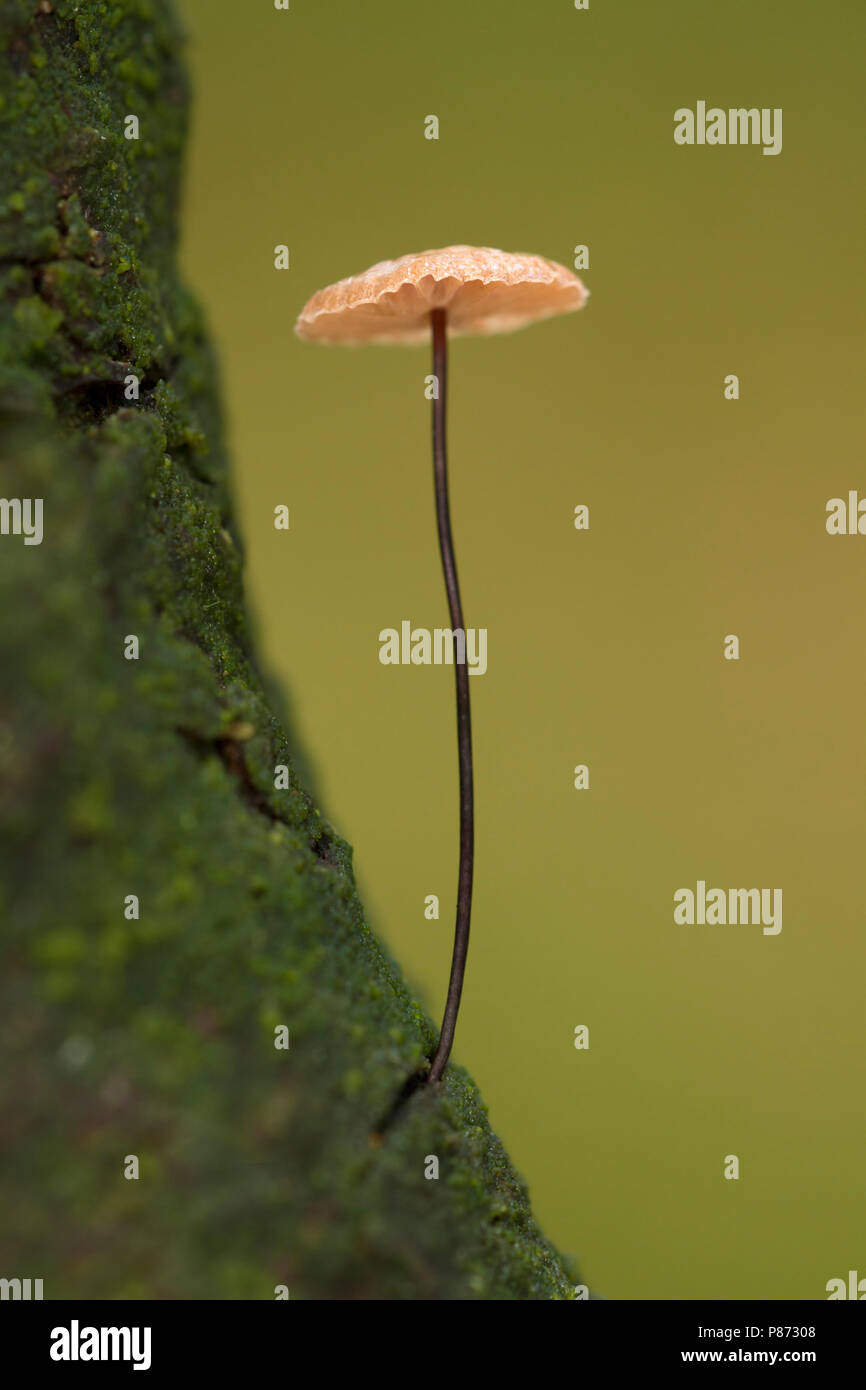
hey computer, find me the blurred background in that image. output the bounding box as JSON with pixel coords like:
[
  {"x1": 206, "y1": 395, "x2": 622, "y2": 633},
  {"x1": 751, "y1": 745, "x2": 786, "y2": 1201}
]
[{"x1": 177, "y1": 0, "x2": 865, "y2": 1298}]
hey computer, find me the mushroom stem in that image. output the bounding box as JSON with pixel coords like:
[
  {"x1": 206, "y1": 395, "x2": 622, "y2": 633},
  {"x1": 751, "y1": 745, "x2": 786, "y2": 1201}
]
[{"x1": 427, "y1": 307, "x2": 475, "y2": 1085}]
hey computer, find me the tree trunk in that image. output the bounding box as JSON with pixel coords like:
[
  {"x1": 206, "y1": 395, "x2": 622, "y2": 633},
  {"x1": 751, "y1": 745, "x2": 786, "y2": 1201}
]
[{"x1": 0, "y1": 0, "x2": 578, "y2": 1299}]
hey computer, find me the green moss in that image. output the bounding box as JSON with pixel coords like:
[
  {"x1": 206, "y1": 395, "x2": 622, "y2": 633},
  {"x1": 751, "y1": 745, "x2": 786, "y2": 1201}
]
[
  {"x1": 0, "y1": 0, "x2": 581, "y2": 1299},
  {"x1": 12, "y1": 293, "x2": 63, "y2": 350},
  {"x1": 58, "y1": 192, "x2": 93, "y2": 257}
]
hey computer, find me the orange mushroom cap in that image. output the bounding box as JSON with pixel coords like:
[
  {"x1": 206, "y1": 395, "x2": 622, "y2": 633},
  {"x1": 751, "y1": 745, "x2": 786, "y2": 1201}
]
[{"x1": 295, "y1": 245, "x2": 589, "y2": 345}]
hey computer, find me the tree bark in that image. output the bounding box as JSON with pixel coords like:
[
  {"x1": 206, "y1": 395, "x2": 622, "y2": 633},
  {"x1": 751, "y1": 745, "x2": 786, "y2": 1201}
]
[{"x1": 0, "y1": 0, "x2": 579, "y2": 1299}]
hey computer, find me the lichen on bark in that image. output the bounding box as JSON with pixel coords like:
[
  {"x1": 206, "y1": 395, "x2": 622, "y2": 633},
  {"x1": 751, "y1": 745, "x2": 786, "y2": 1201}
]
[{"x1": 0, "y1": 0, "x2": 580, "y2": 1298}]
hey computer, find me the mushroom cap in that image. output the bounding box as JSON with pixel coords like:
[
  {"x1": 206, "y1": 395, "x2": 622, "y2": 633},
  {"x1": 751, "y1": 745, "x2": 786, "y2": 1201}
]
[{"x1": 295, "y1": 245, "x2": 589, "y2": 345}]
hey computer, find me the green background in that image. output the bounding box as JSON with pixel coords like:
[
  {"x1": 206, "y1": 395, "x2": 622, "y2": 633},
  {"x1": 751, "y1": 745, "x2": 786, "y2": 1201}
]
[{"x1": 177, "y1": 0, "x2": 864, "y2": 1299}]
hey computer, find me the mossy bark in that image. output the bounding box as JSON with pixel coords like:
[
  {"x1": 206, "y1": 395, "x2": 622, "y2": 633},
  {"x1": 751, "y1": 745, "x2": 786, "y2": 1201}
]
[{"x1": 0, "y1": 0, "x2": 579, "y2": 1299}]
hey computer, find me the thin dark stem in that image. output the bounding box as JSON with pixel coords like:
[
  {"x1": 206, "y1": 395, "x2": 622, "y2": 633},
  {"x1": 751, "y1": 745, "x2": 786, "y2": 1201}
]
[{"x1": 427, "y1": 307, "x2": 474, "y2": 1085}]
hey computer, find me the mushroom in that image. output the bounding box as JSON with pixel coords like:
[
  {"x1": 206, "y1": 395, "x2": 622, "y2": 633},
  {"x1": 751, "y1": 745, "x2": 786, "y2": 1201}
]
[{"x1": 296, "y1": 246, "x2": 589, "y2": 1084}]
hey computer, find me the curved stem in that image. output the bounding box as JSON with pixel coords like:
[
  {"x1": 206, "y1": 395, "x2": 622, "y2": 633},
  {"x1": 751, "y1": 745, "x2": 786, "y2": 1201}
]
[{"x1": 427, "y1": 307, "x2": 475, "y2": 1084}]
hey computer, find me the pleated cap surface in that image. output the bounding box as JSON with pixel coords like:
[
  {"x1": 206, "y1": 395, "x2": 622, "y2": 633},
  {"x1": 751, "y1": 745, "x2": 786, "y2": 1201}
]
[{"x1": 295, "y1": 245, "x2": 589, "y2": 345}]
